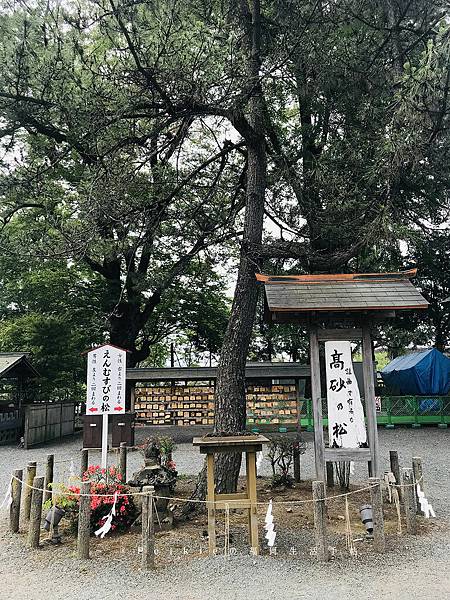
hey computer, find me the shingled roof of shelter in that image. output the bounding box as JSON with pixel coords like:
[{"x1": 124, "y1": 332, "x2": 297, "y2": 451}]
[
  {"x1": 256, "y1": 269, "x2": 429, "y2": 314},
  {"x1": 0, "y1": 353, "x2": 40, "y2": 379}
]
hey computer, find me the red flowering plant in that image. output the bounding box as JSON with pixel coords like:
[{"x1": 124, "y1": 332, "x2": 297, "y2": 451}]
[
  {"x1": 78, "y1": 465, "x2": 138, "y2": 532},
  {"x1": 44, "y1": 465, "x2": 137, "y2": 534}
]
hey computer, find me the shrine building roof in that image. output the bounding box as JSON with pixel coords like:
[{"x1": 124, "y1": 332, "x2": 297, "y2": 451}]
[
  {"x1": 257, "y1": 269, "x2": 429, "y2": 318},
  {"x1": 0, "y1": 353, "x2": 40, "y2": 379}
]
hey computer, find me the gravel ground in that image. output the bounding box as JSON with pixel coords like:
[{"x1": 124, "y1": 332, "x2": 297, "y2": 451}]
[{"x1": 0, "y1": 427, "x2": 449, "y2": 600}]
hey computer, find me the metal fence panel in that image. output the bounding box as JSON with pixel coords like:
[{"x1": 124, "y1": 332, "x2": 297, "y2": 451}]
[{"x1": 299, "y1": 396, "x2": 450, "y2": 429}]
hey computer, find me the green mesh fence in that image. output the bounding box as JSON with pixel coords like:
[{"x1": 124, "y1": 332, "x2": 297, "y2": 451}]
[{"x1": 299, "y1": 396, "x2": 450, "y2": 430}]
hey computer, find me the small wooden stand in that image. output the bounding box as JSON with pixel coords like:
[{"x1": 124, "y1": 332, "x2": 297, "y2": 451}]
[{"x1": 193, "y1": 434, "x2": 269, "y2": 555}]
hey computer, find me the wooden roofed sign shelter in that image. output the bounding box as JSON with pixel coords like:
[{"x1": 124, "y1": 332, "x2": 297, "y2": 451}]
[{"x1": 257, "y1": 269, "x2": 429, "y2": 479}]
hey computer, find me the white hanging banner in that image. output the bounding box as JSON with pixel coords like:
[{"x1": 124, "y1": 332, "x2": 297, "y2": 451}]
[
  {"x1": 325, "y1": 341, "x2": 367, "y2": 448},
  {"x1": 94, "y1": 492, "x2": 118, "y2": 538},
  {"x1": 264, "y1": 499, "x2": 276, "y2": 547},
  {"x1": 86, "y1": 344, "x2": 126, "y2": 414},
  {"x1": 416, "y1": 483, "x2": 436, "y2": 519},
  {"x1": 0, "y1": 479, "x2": 12, "y2": 509},
  {"x1": 256, "y1": 451, "x2": 263, "y2": 471}
]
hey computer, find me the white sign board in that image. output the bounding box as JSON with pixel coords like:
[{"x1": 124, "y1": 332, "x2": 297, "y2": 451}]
[
  {"x1": 86, "y1": 344, "x2": 126, "y2": 415},
  {"x1": 325, "y1": 341, "x2": 367, "y2": 449}
]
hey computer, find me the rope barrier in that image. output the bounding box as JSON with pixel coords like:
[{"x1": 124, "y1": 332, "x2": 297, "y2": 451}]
[{"x1": 7, "y1": 474, "x2": 424, "y2": 507}]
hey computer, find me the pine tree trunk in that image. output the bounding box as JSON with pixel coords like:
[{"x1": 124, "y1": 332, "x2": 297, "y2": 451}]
[
  {"x1": 186, "y1": 0, "x2": 267, "y2": 506},
  {"x1": 213, "y1": 0, "x2": 266, "y2": 494}
]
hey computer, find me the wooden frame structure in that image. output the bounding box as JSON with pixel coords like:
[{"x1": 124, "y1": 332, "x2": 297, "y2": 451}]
[
  {"x1": 257, "y1": 270, "x2": 429, "y2": 480},
  {"x1": 0, "y1": 353, "x2": 40, "y2": 445},
  {"x1": 193, "y1": 434, "x2": 269, "y2": 555}
]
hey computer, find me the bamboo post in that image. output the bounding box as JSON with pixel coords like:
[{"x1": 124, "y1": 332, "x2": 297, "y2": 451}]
[
  {"x1": 369, "y1": 477, "x2": 385, "y2": 552},
  {"x1": 412, "y1": 456, "x2": 423, "y2": 514},
  {"x1": 141, "y1": 485, "x2": 155, "y2": 570},
  {"x1": 326, "y1": 462, "x2": 334, "y2": 487},
  {"x1": 10, "y1": 469, "x2": 23, "y2": 533},
  {"x1": 77, "y1": 481, "x2": 91, "y2": 559},
  {"x1": 23, "y1": 461, "x2": 37, "y2": 520},
  {"x1": 389, "y1": 450, "x2": 402, "y2": 500},
  {"x1": 119, "y1": 442, "x2": 127, "y2": 482},
  {"x1": 27, "y1": 476, "x2": 44, "y2": 548},
  {"x1": 312, "y1": 480, "x2": 329, "y2": 561},
  {"x1": 401, "y1": 468, "x2": 417, "y2": 534},
  {"x1": 80, "y1": 449, "x2": 89, "y2": 478},
  {"x1": 44, "y1": 454, "x2": 54, "y2": 504}
]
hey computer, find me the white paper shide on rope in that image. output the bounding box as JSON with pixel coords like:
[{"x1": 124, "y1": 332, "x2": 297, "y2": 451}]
[
  {"x1": 325, "y1": 341, "x2": 367, "y2": 449},
  {"x1": 86, "y1": 344, "x2": 126, "y2": 414}
]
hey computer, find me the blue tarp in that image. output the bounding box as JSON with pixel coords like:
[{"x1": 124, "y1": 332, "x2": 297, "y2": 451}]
[{"x1": 381, "y1": 348, "x2": 450, "y2": 395}]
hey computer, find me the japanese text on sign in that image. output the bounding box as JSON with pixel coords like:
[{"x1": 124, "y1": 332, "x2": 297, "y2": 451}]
[
  {"x1": 86, "y1": 345, "x2": 126, "y2": 414},
  {"x1": 325, "y1": 341, "x2": 367, "y2": 449}
]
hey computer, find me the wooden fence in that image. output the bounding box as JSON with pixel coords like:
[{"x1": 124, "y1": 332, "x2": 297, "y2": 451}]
[
  {"x1": 0, "y1": 406, "x2": 21, "y2": 445},
  {"x1": 23, "y1": 402, "x2": 75, "y2": 448},
  {"x1": 7, "y1": 446, "x2": 429, "y2": 563}
]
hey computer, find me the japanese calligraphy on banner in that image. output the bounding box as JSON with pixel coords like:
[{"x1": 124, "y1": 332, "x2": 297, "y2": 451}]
[
  {"x1": 325, "y1": 341, "x2": 367, "y2": 449},
  {"x1": 86, "y1": 344, "x2": 126, "y2": 414}
]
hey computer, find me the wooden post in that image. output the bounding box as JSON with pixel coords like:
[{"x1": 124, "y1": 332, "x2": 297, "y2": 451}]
[
  {"x1": 312, "y1": 480, "x2": 329, "y2": 561},
  {"x1": 247, "y1": 451, "x2": 259, "y2": 554},
  {"x1": 310, "y1": 327, "x2": 325, "y2": 481},
  {"x1": 101, "y1": 413, "x2": 108, "y2": 469},
  {"x1": 59, "y1": 401, "x2": 63, "y2": 440},
  {"x1": 44, "y1": 403, "x2": 49, "y2": 446},
  {"x1": 23, "y1": 461, "x2": 37, "y2": 520},
  {"x1": 401, "y1": 468, "x2": 417, "y2": 534},
  {"x1": 389, "y1": 451, "x2": 401, "y2": 484},
  {"x1": 295, "y1": 378, "x2": 303, "y2": 429},
  {"x1": 412, "y1": 457, "x2": 423, "y2": 491},
  {"x1": 44, "y1": 454, "x2": 54, "y2": 504},
  {"x1": 80, "y1": 448, "x2": 89, "y2": 478},
  {"x1": 412, "y1": 457, "x2": 424, "y2": 514},
  {"x1": 10, "y1": 469, "x2": 23, "y2": 533},
  {"x1": 141, "y1": 485, "x2": 155, "y2": 570},
  {"x1": 119, "y1": 442, "x2": 127, "y2": 482},
  {"x1": 293, "y1": 447, "x2": 301, "y2": 483},
  {"x1": 77, "y1": 481, "x2": 91, "y2": 559},
  {"x1": 326, "y1": 462, "x2": 334, "y2": 487},
  {"x1": 293, "y1": 381, "x2": 302, "y2": 483},
  {"x1": 23, "y1": 408, "x2": 30, "y2": 449},
  {"x1": 362, "y1": 324, "x2": 380, "y2": 477},
  {"x1": 389, "y1": 450, "x2": 402, "y2": 500},
  {"x1": 369, "y1": 477, "x2": 385, "y2": 552},
  {"x1": 130, "y1": 382, "x2": 136, "y2": 413},
  {"x1": 27, "y1": 476, "x2": 44, "y2": 548},
  {"x1": 206, "y1": 453, "x2": 216, "y2": 555}
]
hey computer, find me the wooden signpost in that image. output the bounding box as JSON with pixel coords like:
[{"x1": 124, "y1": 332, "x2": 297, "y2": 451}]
[
  {"x1": 314, "y1": 326, "x2": 378, "y2": 478},
  {"x1": 86, "y1": 344, "x2": 127, "y2": 469}
]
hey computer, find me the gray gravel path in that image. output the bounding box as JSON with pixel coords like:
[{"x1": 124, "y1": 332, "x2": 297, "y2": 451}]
[{"x1": 0, "y1": 427, "x2": 449, "y2": 600}]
